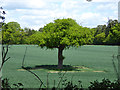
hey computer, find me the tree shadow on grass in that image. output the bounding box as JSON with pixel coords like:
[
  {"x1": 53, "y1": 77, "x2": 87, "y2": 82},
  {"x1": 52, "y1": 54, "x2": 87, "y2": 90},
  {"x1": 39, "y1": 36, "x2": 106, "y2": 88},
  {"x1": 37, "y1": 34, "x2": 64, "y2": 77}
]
[{"x1": 22, "y1": 65, "x2": 81, "y2": 71}]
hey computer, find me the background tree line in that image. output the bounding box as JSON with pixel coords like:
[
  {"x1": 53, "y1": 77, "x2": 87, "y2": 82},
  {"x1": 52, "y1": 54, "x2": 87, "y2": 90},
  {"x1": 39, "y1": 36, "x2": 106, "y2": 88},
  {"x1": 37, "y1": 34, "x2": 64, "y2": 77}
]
[
  {"x1": 93, "y1": 19, "x2": 120, "y2": 45},
  {"x1": 1, "y1": 19, "x2": 120, "y2": 45}
]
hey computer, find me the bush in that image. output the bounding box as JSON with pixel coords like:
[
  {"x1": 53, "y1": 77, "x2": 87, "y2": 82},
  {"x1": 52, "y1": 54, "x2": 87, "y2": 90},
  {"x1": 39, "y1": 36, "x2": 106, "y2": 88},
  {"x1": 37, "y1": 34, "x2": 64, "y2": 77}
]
[
  {"x1": 88, "y1": 78, "x2": 120, "y2": 90},
  {"x1": 64, "y1": 81, "x2": 83, "y2": 90},
  {"x1": 2, "y1": 78, "x2": 120, "y2": 90},
  {"x1": 2, "y1": 78, "x2": 23, "y2": 90},
  {"x1": 2, "y1": 78, "x2": 11, "y2": 89}
]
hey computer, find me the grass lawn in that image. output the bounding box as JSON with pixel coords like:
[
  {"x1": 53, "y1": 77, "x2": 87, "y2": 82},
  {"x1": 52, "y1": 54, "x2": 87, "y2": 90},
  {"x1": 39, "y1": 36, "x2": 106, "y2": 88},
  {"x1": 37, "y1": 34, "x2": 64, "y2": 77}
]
[{"x1": 2, "y1": 45, "x2": 118, "y2": 88}]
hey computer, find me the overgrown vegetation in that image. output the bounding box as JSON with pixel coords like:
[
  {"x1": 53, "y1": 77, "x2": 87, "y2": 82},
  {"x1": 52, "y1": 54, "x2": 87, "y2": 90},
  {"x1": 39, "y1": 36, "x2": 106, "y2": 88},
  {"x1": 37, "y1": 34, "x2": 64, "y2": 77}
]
[
  {"x1": 89, "y1": 78, "x2": 120, "y2": 90},
  {"x1": 2, "y1": 78, "x2": 120, "y2": 90}
]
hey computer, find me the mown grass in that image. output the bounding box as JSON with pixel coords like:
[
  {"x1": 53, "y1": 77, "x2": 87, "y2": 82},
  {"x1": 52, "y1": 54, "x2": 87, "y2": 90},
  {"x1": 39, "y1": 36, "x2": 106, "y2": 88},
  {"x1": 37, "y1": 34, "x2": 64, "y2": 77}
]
[{"x1": 2, "y1": 45, "x2": 118, "y2": 88}]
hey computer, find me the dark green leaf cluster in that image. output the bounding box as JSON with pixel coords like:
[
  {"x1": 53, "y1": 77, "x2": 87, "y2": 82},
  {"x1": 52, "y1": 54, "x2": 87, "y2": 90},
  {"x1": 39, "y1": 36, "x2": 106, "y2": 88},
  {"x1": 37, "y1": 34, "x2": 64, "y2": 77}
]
[
  {"x1": 2, "y1": 22, "x2": 25, "y2": 44},
  {"x1": 93, "y1": 19, "x2": 120, "y2": 45},
  {"x1": 89, "y1": 78, "x2": 120, "y2": 90},
  {"x1": 1, "y1": 22, "x2": 37, "y2": 44}
]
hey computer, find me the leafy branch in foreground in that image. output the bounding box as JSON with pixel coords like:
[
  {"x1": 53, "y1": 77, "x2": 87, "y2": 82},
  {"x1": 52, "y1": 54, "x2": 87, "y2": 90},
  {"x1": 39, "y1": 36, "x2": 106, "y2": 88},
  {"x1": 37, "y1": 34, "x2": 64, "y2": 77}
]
[{"x1": 0, "y1": 45, "x2": 10, "y2": 71}]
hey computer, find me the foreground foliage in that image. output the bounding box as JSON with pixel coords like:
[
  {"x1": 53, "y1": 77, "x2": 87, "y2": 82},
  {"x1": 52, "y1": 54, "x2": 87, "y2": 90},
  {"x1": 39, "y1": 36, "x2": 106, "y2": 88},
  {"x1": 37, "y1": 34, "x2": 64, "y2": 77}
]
[
  {"x1": 2, "y1": 78, "x2": 120, "y2": 90},
  {"x1": 89, "y1": 78, "x2": 120, "y2": 90}
]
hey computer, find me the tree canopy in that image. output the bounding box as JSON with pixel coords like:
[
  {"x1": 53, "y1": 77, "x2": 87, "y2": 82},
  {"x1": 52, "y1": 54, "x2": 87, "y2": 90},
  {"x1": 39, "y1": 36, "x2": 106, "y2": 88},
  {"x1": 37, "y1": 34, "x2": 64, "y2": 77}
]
[
  {"x1": 93, "y1": 19, "x2": 120, "y2": 45},
  {"x1": 33, "y1": 18, "x2": 93, "y2": 48},
  {"x1": 2, "y1": 22, "x2": 25, "y2": 44},
  {"x1": 2, "y1": 22, "x2": 37, "y2": 44}
]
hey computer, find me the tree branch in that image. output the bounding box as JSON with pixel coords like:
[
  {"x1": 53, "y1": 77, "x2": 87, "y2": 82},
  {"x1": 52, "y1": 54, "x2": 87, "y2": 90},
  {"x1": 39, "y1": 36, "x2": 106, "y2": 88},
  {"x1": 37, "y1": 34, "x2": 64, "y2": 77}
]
[
  {"x1": 0, "y1": 45, "x2": 10, "y2": 71},
  {"x1": 21, "y1": 66, "x2": 46, "y2": 88},
  {"x1": 21, "y1": 46, "x2": 46, "y2": 88},
  {"x1": 2, "y1": 45, "x2": 9, "y2": 62},
  {"x1": 4, "y1": 57, "x2": 10, "y2": 63}
]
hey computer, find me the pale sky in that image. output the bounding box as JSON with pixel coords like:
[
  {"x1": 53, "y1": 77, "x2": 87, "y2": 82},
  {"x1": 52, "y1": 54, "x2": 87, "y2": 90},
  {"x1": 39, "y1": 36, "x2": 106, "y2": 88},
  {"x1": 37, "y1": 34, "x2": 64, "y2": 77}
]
[{"x1": 0, "y1": 0, "x2": 120, "y2": 30}]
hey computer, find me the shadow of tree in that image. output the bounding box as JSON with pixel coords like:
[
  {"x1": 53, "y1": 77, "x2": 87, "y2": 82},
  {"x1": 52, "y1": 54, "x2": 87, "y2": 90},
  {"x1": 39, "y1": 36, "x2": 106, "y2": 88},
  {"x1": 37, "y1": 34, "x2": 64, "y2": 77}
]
[{"x1": 22, "y1": 65, "x2": 80, "y2": 71}]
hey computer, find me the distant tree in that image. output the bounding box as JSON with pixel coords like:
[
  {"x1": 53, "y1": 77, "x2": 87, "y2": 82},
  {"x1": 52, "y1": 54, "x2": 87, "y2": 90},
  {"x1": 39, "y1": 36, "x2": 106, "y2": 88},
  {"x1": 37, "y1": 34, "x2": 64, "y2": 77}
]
[
  {"x1": 27, "y1": 31, "x2": 42, "y2": 44},
  {"x1": 94, "y1": 32, "x2": 105, "y2": 45},
  {"x1": 105, "y1": 23, "x2": 120, "y2": 45},
  {"x1": 94, "y1": 25, "x2": 106, "y2": 36},
  {"x1": 30, "y1": 18, "x2": 93, "y2": 69},
  {"x1": 24, "y1": 27, "x2": 36, "y2": 36},
  {"x1": 2, "y1": 22, "x2": 25, "y2": 44},
  {"x1": 105, "y1": 19, "x2": 118, "y2": 37},
  {"x1": 39, "y1": 27, "x2": 43, "y2": 32},
  {"x1": 93, "y1": 19, "x2": 119, "y2": 45},
  {"x1": 111, "y1": 23, "x2": 120, "y2": 44},
  {"x1": 93, "y1": 25, "x2": 106, "y2": 44},
  {"x1": 104, "y1": 20, "x2": 119, "y2": 45}
]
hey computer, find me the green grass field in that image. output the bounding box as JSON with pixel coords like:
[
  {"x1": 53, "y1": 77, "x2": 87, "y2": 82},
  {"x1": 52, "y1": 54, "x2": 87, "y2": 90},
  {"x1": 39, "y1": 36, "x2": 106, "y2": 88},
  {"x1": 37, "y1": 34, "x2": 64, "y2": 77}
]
[{"x1": 2, "y1": 45, "x2": 118, "y2": 88}]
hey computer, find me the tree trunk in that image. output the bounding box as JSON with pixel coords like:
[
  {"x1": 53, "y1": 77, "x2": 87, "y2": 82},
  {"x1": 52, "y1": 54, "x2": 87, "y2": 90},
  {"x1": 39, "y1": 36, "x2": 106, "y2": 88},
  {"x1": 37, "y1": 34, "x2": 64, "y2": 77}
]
[{"x1": 58, "y1": 47, "x2": 64, "y2": 69}]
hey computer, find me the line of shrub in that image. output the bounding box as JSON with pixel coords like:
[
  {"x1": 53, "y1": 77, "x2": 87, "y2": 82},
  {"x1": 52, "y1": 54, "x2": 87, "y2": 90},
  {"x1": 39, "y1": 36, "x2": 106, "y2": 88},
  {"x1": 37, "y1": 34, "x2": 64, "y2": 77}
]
[{"x1": 2, "y1": 78, "x2": 120, "y2": 90}]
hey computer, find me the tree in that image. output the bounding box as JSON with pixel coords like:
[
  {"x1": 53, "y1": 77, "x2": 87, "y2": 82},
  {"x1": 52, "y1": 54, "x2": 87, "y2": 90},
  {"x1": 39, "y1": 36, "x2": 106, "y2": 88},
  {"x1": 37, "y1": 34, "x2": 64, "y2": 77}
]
[
  {"x1": 105, "y1": 19, "x2": 118, "y2": 38},
  {"x1": 2, "y1": 22, "x2": 25, "y2": 44},
  {"x1": 110, "y1": 23, "x2": 120, "y2": 45},
  {"x1": 0, "y1": 7, "x2": 7, "y2": 90},
  {"x1": 94, "y1": 25, "x2": 106, "y2": 36},
  {"x1": 103, "y1": 20, "x2": 120, "y2": 45},
  {"x1": 92, "y1": 19, "x2": 119, "y2": 45},
  {"x1": 39, "y1": 27, "x2": 43, "y2": 32},
  {"x1": 24, "y1": 27, "x2": 36, "y2": 36},
  {"x1": 94, "y1": 32, "x2": 105, "y2": 45},
  {"x1": 27, "y1": 32, "x2": 42, "y2": 44},
  {"x1": 31, "y1": 18, "x2": 92, "y2": 69}
]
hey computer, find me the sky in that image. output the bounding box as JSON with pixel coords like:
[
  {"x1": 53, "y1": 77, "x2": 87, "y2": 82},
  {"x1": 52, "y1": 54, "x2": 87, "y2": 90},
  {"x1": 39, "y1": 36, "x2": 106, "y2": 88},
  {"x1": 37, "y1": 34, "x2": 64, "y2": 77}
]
[{"x1": 0, "y1": 0, "x2": 120, "y2": 30}]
